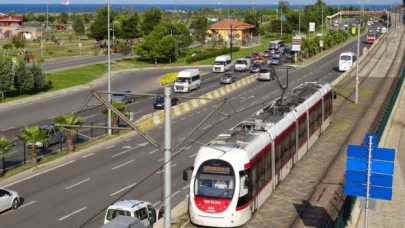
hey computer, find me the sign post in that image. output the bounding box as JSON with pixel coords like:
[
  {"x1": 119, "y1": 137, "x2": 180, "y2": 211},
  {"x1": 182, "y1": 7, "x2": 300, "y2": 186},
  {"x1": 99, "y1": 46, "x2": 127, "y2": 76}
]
[
  {"x1": 319, "y1": 40, "x2": 324, "y2": 52},
  {"x1": 309, "y1": 22, "x2": 315, "y2": 36},
  {"x1": 79, "y1": 43, "x2": 83, "y2": 56},
  {"x1": 291, "y1": 36, "x2": 302, "y2": 52},
  {"x1": 344, "y1": 133, "x2": 396, "y2": 228},
  {"x1": 363, "y1": 46, "x2": 368, "y2": 55}
]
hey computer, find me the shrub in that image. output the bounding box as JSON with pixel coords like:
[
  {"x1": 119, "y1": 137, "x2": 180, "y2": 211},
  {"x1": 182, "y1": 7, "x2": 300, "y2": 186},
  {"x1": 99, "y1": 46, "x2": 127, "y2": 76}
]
[
  {"x1": 160, "y1": 72, "x2": 178, "y2": 86},
  {"x1": 67, "y1": 49, "x2": 73, "y2": 53},
  {"x1": 185, "y1": 46, "x2": 240, "y2": 64}
]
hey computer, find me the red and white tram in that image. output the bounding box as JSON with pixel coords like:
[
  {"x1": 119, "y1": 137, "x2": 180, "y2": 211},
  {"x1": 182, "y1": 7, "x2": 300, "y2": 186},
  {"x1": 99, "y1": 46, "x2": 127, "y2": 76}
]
[{"x1": 183, "y1": 82, "x2": 334, "y2": 227}]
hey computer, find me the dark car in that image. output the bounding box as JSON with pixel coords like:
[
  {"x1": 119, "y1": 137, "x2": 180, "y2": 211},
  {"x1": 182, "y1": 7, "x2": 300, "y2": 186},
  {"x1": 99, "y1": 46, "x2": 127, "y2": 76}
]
[
  {"x1": 153, "y1": 94, "x2": 179, "y2": 109},
  {"x1": 262, "y1": 50, "x2": 270, "y2": 58},
  {"x1": 250, "y1": 62, "x2": 262, "y2": 73},
  {"x1": 220, "y1": 72, "x2": 237, "y2": 84},
  {"x1": 111, "y1": 90, "x2": 135, "y2": 104}
]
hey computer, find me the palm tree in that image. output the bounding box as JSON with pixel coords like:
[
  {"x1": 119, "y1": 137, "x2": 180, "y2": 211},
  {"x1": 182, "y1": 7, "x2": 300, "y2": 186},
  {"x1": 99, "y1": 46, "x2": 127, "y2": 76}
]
[
  {"x1": 53, "y1": 113, "x2": 85, "y2": 152},
  {"x1": 0, "y1": 136, "x2": 12, "y2": 176},
  {"x1": 17, "y1": 126, "x2": 48, "y2": 164},
  {"x1": 101, "y1": 102, "x2": 126, "y2": 134}
]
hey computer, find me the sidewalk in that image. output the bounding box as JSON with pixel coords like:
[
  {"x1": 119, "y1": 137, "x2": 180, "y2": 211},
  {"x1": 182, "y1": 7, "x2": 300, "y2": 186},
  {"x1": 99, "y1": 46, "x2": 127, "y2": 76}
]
[{"x1": 355, "y1": 66, "x2": 405, "y2": 227}]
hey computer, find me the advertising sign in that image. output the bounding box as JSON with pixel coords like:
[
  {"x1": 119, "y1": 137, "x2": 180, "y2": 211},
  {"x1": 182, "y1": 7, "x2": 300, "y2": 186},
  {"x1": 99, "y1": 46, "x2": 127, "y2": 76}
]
[
  {"x1": 309, "y1": 22, "x2": 315, "y2": 32},
  {"x1": 319, "y1": 40, "x2": 324, "y2": 47},
  {"x1": 291, "y1": 36, "x2": 302, "y2": 51}
]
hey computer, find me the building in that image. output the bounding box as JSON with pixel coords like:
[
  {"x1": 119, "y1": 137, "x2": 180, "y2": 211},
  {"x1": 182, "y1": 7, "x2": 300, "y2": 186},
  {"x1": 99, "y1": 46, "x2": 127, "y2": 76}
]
[
  {"x1": 0, "y1": 16, "x2": 43, "y2": 39},
  {"x1": 55, "y1": 25, "x2": 66, "y2": 31},
  {"x1": 206, "y1": 19, "x2": 255, "y2": 46},
  {"x1": 0, "y1": 16, "x2": 23, "y2": 26}
]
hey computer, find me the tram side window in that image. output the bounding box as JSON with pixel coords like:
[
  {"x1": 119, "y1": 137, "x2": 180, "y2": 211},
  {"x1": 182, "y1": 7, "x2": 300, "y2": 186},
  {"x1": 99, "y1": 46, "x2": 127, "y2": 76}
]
[
  {"x1": 309, "y1": 102, "x2": 322, "y2": 135},
  {"x1": 298, "y1": 116, "x2": 307, "y2": 147},
  {"x1": 264, "y1": 149, "x2": 272, "y2": 180},
  {"x1": 324, "y1": 95, "x2": 332, "y2": 119},
  {"x1": 251, "y1": 164, "x2": 257, "y2": 197},
  {"x1": 275, "y1": 143, "x2": 282, "y2": 171},
  {"x1": 280, "y1": 127, "x2": 296, "y2": 167},
  {"x1": 257, "y1": 157, "x2": 266, "y2": 190},
  {"x1": 237, "y1": 170, "x2": 250, "y2": 208}
]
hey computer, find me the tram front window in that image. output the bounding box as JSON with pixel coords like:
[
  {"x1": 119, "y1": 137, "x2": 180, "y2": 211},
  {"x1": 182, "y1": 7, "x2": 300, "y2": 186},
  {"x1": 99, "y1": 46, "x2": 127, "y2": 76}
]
[{"x1": 194, "y1": 173, "x2": 235, "y2": 198}]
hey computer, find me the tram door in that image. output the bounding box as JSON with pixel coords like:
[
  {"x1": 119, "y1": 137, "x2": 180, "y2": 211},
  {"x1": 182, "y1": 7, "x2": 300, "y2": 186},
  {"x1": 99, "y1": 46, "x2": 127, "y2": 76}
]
[{"x1": 250, "y1": 165, "x2": 258, "y2": 213}]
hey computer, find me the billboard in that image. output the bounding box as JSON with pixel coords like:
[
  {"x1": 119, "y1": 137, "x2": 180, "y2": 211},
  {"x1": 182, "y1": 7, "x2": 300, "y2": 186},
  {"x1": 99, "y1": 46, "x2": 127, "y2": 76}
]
[
  {"x1": 291, "y1": 36, "x2": 301, "y2": 51},
  {"x1": 309, "y1": 22, "x2": 315, "y2": 32}
]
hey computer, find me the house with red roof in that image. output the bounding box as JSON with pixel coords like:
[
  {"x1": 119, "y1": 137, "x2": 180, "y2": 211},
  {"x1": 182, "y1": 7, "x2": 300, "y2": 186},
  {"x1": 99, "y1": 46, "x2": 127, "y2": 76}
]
[{"x1": 206, "y1": 19, "x2": 255, "y2": 46}]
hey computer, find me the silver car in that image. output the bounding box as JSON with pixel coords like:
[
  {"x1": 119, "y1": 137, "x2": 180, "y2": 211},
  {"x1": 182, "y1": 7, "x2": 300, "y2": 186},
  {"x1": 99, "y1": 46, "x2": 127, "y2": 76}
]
[
  {"x1": 220, "y1": 73, "x2": 237, "y2": 84},
  {"x1": 27, "y1": 126, "x2": 63, "y2": 148},
  {"x1": 111, "y1": 90, "x2": 135, "y2": 104},
  {"x1": 0, "y1": 188, "x2": 20, "y2": 212}
]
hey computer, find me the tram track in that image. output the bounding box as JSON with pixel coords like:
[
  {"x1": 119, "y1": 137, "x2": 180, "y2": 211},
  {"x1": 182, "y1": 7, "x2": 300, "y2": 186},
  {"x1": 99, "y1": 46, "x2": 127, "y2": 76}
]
[{"x1": 289, "y1": 27, "x2": 405, "y2": 228}]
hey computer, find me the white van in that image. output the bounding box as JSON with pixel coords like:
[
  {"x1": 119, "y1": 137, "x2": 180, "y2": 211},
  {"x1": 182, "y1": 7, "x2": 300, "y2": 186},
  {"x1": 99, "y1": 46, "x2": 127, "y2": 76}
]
[
  {"x1": 173, "y1": 69, "x2": 201, "y2": 93},
  {"x1": 381, "y1": 27, "x2": 387, "y2": 33},
  {"x1": 104, "y1": 200, "x2": 159, "y2": 228},
  {"x1": 212, "y1": 55, "x2": 232, "y2": 73},
  {"x1": 339, "y1": 52, "x2": 357, "y2": 72},
  {"x1": 234, "y1": 58, "x2": 251, "y2": 72}
]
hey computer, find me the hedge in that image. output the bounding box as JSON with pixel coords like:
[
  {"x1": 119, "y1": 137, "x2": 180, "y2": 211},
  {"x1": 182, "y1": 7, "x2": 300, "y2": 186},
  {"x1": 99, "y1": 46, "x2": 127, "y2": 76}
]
[{"x1": 185, "y1": 47, "x2": 240, "y2": 64}]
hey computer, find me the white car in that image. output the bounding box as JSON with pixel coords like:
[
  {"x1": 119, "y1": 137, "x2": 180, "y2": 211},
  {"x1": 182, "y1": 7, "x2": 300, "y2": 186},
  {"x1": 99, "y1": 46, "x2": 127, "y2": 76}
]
[
  {"x1": 0, "y1": 188, "x2": 20, "y2": 212},
  {"x1": 257, "y1": 68, "x2": 272, "y2": 81}
]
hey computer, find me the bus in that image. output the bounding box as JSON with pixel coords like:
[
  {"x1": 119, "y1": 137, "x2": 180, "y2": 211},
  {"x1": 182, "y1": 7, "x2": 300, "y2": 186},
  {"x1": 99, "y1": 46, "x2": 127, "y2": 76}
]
[
  {"x1": 367, "y1": 33, "x2": 376, "y2": 44},
  {"x1": 339, "y1": 52, "x2": 357, "y2": 72},
  {"x1": 184, "y1": 82, "x2": 334, "y2": 227}
]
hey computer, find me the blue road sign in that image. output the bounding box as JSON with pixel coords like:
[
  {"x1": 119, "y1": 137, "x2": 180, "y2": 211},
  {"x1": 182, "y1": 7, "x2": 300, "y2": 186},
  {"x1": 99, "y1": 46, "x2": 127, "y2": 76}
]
[
  {"x1": 282, "y1": 15, "x2": 286, "y2": 21},
  {"x1": 344, "y1": 133, "x2": 395, "y2": 201}
]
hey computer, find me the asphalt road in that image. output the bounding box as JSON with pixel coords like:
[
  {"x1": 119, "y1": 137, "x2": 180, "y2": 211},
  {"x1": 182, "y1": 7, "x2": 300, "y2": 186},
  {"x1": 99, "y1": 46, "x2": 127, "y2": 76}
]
[{"x1": 0, "y1": 31, "x2": 375, "y2": 228}]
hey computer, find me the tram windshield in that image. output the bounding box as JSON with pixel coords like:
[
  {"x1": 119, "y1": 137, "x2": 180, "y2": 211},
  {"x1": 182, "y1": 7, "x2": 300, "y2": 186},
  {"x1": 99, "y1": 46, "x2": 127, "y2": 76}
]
[{"x1": 194, "y1": 160, "x2": 235, "y2": 199}]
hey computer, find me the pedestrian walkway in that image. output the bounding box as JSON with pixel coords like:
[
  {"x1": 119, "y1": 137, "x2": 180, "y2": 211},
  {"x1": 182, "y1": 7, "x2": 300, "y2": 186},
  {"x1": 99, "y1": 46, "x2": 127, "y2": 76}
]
[{"x1": 355, "y1": 68, "x2": 405, "y2": 228}]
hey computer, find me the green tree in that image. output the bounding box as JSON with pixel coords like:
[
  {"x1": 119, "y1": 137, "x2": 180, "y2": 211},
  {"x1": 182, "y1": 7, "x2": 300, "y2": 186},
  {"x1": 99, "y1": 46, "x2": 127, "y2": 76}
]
[
  {"x1": 190, "y1": 14, "x2": 208, "y2": 52},
  {"x1": 36, "y1": 14, "x2": 46, "y2": 23},
  {"x1": 25, "y1": 11, "x2": 36, "y2": 21},
  {"x1": 101, "y1": 102, "x2": 126, "y2": 134},
  {"x1": 53, "y1": 113, "x2": 85, "y2": 152},
  {"x1": 244, "y1": 10, "x2": 260, "y2": 36},
  {"x1": 82, "y1": 13, "x2": 90, "y2": 24},
  {"x1": 11, "y1": 36, "x2": 25, "y2": 49},
  {"x1": 7, "y1": 11, "x2": 16, "y2": 16},
  {"x1": 17, "y1": 126, "x2": 48, "y2": 164},
  {"x1": 0, "y1": 61, "x2": 14, "y2": 100},
  {"x1": 121, "y1": 12, "x2": 142, "y2": 39},
  {"x1": 140, "y1": 8, "x2": 162, "y2": 36},
  {"x1": 88, "y1": 5, "x2": 116, "y2": 41},
  {"x1": 73, "y1": 16, "x2": 85, "y2": 36},
  {"x1": 58, "y1": 12, "x2": 69, "y2": 24},
  {"x1": 29, "y1": 63, "x2": 46, "y2": 90},
  {"x1": 14, "y1": 61, "x2": 34, "y2": 95},
  {"x1": 0, "y1": 136, "x2": 12, "y2": 176}
]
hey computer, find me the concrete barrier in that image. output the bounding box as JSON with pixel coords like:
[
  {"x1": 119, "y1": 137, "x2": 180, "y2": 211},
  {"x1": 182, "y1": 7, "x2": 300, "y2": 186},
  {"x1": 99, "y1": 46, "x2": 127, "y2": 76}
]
[{"x1": 133, "y1": 74, "x2": 258, "y2": 131}]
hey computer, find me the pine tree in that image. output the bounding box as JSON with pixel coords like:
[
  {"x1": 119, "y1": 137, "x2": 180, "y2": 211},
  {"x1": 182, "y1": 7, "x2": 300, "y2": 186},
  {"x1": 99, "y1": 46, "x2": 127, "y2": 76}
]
[
  {"x1": 0, "y1": 61, "x2": 14, "y2": 100},
  {"x1": 29, "y1": 63, "x2": 46, "y2": 90},
  {"x1": 14, "y1": 61, "x2": 34, "y2": 95}
]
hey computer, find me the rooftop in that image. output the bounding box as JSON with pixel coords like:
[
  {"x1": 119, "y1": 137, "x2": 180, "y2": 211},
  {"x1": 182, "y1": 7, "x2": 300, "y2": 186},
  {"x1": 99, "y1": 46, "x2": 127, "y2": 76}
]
[
  {"x1": 111, "y1": 200, "x2": 144, "y2": 209},
  {"x1": 208, "y1": 19, "x2": 255, "y2": 30}
]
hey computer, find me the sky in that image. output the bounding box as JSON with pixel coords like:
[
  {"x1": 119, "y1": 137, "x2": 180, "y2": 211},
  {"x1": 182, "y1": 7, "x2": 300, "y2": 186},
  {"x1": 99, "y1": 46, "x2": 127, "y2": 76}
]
[{"x1": 3, "y1": 0, "x2": 395, "y2": 5}]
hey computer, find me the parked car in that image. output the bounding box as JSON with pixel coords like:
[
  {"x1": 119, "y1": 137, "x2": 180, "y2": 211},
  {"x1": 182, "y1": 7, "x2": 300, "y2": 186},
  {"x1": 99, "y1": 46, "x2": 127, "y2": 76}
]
[
  {"x1": 251, "y1": 53, "x2": 261, "y2": 59},
  {"x1": 219, "y1": 72, "x2": 237, "y2": 84},
  {"x1": 283, "y1": 46, "x2": 292, "y2": 55},
  {"x1": 257, "y1": 68, "x2": 272, "y2": 81},
  {"x1": 269, "y1": 56, "x2": 281, "y2": 65},
  {"x1": 254, "y1": 57, "x2": 266, "y2": 65},
  {"x1": 111, "y1": 90, "x2": 135, "y2": 104},
  {"x1": 262, "y1": 50, "x2": 270, "y2": 58},
  {"x1": 27, "y1": 125, "x2": 63, "y2": 148},
  {"x1": 153, "y1": 94, "x2": 179, "y2": 109},
  {"x1": 272, "y1": 52, "x2": 281, "y2": 59},
  {"x1": 250, "y1": 63, "x2": 263, "y2": 73},
  {"x1": 0, "y1": 188, "x2": 20, "y2": 212}
]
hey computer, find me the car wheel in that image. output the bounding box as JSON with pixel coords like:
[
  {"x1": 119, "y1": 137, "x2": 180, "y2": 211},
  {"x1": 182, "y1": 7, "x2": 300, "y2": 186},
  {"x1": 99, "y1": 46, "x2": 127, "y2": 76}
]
[{"x1": 12, "y1": 199, "x2": 19, "y2": 210}]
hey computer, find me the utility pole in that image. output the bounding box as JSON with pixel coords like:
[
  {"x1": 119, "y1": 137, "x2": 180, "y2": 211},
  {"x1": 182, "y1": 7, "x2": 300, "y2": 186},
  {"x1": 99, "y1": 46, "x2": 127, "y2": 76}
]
[
  {"x1": 299, "y1": 4, "x2": 301, "y2": 35},
  {"x1": 321, "y1": 2, "x2": 324, "y2": 36},
  {"x1": 163, "y1": 87, "x2": 172, "y2": 228},
  {"x1": 230, "y1": 24, "x2": 233, "y2": 61},
  {"x1": 355, "y1": 23, "x2": 360, "y2": 104},
  {"x1": 46, "y1": 0, "x2": 49, "y2": 31},
  {"x1": 107, "y1": 0, "x2": 112, "y2": 135},
  {"x1": 280, "y1": 0, "x2": 283, "y2": 37}
]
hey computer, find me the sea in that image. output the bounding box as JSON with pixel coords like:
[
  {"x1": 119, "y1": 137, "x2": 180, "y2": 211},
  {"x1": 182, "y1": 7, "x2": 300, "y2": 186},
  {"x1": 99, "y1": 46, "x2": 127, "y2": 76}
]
[{"x1": 0, "y1": 4, "x2": 393, "y2": 14}]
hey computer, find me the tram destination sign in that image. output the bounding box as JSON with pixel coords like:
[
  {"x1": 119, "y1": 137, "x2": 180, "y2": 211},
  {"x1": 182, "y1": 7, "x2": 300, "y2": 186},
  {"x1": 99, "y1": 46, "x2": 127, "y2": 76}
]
[{"x1": 203, "y1": 166, "x2": 230, "y2": 174}]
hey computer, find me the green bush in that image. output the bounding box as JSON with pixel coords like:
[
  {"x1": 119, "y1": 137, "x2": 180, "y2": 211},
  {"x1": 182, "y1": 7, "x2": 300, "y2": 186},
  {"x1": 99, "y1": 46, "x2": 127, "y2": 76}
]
[{"x1": 185, "y1": 47, "x2": 240, "y2": 64}]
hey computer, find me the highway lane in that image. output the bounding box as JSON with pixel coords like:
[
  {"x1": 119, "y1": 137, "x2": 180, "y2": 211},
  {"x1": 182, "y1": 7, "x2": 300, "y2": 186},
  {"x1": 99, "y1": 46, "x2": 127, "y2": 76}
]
[{"x1": 0, "y1": 31, "x2": 375, "y2": 227}]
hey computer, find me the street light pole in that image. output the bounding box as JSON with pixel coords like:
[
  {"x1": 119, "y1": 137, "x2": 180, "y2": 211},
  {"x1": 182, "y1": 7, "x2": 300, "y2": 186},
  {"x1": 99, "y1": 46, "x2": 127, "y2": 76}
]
[
  {"x1": 46, "y1": 0, "x2": 49, "y2": 31},
  {"x1": 163, "y1": 86, "x2": 172, "y2": 228},
  {"x1": 107, "y1": 0, "x2": 112, "y2": 135},
  {"x1": 355, "y1": 23, "x2": 360, "y2": 104},
  {"x1": 321, "y1": 2, "x2": 324, "y2": 36},
  {"x1": 299, "y1": 4, "x2": 301, "y2": 35},
  {"x1": 280, "y1": 0, "x2": 283, "y2": 37}
]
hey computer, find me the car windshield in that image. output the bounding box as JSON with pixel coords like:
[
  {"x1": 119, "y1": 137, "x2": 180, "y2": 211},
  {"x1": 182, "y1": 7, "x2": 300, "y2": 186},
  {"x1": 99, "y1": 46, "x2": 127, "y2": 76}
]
[
  {"x1": 272, "y1": 56, "x2": 279, "y2": 60},
  {"x1": 235, "y1": 60, "x2": 246, "y2": 64},
  {"x1": 106, "y1": 209, "x2": 131, "y2": 221},
  {"x1": 177, "y1": 77, "x2": 190, "y2": 83},
  {"x1": 340, "y1": 55, "x2": 352, "y2": 61},
  {"x1": 155, "y1": 96, "x2": 164, "y2": 101},
  {"x1": 222, "y1": 74, "x2": 232, "y2": 78},
  {"x1": 259, "y1": 68, "x2": 270, "y2": 73},
  {"x1": 252, "y1": 63, "x2": 261, "y2": 68},
  {"x1": 214, "y1": 61, "x2": 225, "y2": 65},
  {"x1": 112, "y1": 94, "x2": 124, "y2": 97},
  {"x1": 270, "y1": 43, "x2": 278, "y2": 49}
]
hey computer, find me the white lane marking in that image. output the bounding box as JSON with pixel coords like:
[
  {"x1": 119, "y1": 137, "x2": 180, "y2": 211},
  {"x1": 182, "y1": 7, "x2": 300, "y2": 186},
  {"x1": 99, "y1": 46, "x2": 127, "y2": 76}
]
[
  {"x1": 65, "y1": 178, "x2": 90, "y2": 190},
  {"x1": 48, "y1": 116, "x2": 56, "y2": 120},
  {"x1": 82, "y1": 153, "x2": 94, "y2": 158},
  {"x1": 209, "y1": 84, "x2": 216, "y2": 88},
  {"x1": 149, "y1": 149, "x2": 158, "y2": 154},
  {"x1": 190, "y1": 153, "x2": 197, "y2": 158},
  {"x1": 9, "y1": 150, "x2": 18, "y2": 155},
  {"x1": 178, "y1": 137, "x2": 185, "y2": 141},
  {"x1": 3, "y1": 160, "x2": 76, "y2": 188},
  {"x1": 172, "y1": 121, "x2": 177, "y2": 124},
  {"x1": 156, "y1": 164, "x2": 177, "y2": 174},
  {"x1": 19, "y1": 201, "x2": 36, "y2": 209},
  {"x1": 111, "y1": 160, "x2": 135, "y2": 170},
  {"x1": 251, "y1": 102, "x2": 257, "y2": 106},
  {"x1": 213, "y1": 105, "x2": 219, "y2": 108},
  {"x1": 183, "y1": 185, "x2": 190, "y2": 190},
  {"x1": 2, "y1": 127, "x2": 15, "y2": 131},
  {"x1": 186, "y1": 145, "x2": 192, "y2": 150},
  {"x1": 189, "y1": 114, "x2": 194, "y2": 117},
  {"x1": 112, "y1": 146, "x2": 139, "y2": 158},
  {"x1": 133, "y1": 110, "x2": 143, "y2": 115},
  {"x1": 106, "y1": 145, "x2": 115, "y2": 149},
  {"x1": 98, "y1": 123, "x2": 105, "y2": 126},
  {"x1": 181, "y1": 117, "x2": 186, "y2": 120},
  {"x1": 272, "y1": 91, "x2": 277, "y2": 94},
  {"x1": 197, "y1": 111, "x2": 201, "y2": 114},
  {"x1": 58, "y1": 207, "x2": 87, "y2": 221},
  {"x1": 262, "y1": 95, "x2": 270, "y2": 100},
  {"x1": 110, "y1": 183, "x2": 137, "y2": 196},
  {"x1": 202, "y1": 125, "x2": 212, "y2": 130},
  {"x1": 126, "y1": 139, "x2": 132, "y2": 141},
  {"x1": 153, "y1": 201, "x2": 161, "y2": 207},
  {"x1": 203, "y1": 109, "x2": 208, "y2": 111},
  {"x1": 172, "y1": 190, "x2": 180, "y2": 197},
  {"x1": 83, "y1": 114, "x2": 95, "y2": 119},
  {"x1": 159, "y1": 126, "x2": 163, "y2": 129}
]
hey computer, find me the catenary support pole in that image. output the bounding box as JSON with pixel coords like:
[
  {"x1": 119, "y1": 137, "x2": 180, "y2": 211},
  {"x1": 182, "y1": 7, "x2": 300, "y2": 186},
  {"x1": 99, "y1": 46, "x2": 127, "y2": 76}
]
[
  {"x1": 163, "y1": 87, "x2": 172, "y2": 228},
  {"x1": 107, "y1": 0, "x2": 112, "y2": 135},
  {"x1": 355, "y1": 23, "x2": 360, "y2": 104}
]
